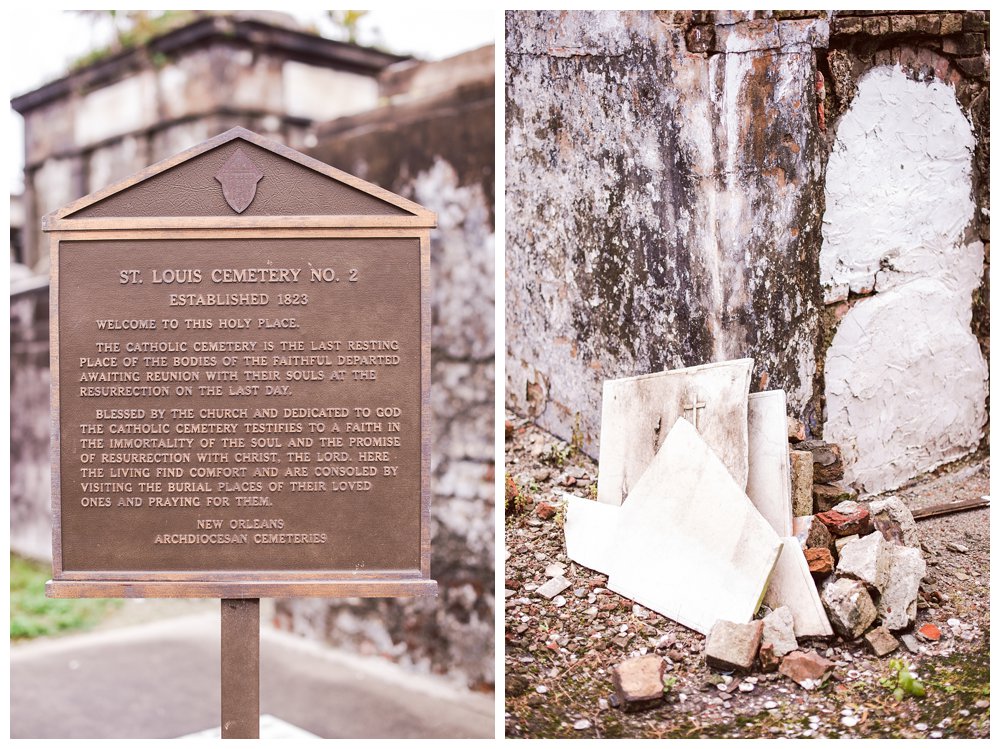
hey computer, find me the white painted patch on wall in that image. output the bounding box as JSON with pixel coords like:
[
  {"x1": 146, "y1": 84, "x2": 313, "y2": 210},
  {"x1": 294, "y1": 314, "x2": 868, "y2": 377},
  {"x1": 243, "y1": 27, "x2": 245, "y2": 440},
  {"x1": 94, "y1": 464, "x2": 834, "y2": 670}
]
[
  {"x1": 821, "y1": 66, "x2": 977, "y2": 301},
  {"x1": 822, "y1": 66, "x2": 987, "y2": 494}
]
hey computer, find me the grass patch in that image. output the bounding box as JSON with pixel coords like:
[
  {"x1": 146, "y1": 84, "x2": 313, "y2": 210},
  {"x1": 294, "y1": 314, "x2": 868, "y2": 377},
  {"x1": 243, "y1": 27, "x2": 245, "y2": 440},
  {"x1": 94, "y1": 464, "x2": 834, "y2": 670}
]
[{"x1": 10, "y1": 554, "x2": 121, "y2": 639}]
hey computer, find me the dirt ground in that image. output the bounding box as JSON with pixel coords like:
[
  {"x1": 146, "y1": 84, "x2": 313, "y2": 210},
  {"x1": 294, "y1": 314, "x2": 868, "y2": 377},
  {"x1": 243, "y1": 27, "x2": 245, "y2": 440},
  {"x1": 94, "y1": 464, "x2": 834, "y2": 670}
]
[{"x1": 504, "y1": 412, "x2": 990, "y2": 739}]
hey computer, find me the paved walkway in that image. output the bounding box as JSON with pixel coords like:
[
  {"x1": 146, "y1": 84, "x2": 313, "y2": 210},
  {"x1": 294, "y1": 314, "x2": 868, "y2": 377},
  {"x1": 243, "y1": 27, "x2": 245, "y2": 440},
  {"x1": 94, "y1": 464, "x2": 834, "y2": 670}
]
[{"x1": 10, "y1": 613, "x2": 494, "y2": 739}]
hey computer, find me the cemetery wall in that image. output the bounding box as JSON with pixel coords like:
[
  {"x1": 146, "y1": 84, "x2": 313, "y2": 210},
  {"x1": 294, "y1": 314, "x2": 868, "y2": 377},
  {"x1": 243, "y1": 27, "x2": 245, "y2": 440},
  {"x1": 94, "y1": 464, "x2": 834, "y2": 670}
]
[
  {"x1": 505, "y1": 10, "x2": 989, "y2": 493},
  {"x1": 275, "y1": 51, "x2": 496, "y2": 690},
  {"x1": 10, "y1": 281, "x2": 52, "y2": 561},
  {"x1": 11, "y1": 14, "x2": 401, "y2": 272}
]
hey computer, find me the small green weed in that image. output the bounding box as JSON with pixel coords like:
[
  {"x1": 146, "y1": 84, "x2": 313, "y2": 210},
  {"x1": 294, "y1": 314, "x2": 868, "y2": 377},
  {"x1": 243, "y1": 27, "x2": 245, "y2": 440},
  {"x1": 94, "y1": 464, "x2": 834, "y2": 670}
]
[
  {"x1": 541, "y1": 443, "x2": 572, "y2": 468},
  {"x1": 879, "y1": 658, "x2": 926, "y2": 700}
]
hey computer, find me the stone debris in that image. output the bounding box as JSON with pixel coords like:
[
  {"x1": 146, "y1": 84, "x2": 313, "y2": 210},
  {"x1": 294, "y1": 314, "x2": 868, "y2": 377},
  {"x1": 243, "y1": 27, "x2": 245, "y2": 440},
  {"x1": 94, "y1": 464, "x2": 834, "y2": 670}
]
[
  {"x1": 544, "y1": 562, "x2": 566, "y2": 577},
  {"x1": 816, "y1": 502, "x2": 872, "y2": 537},
  {"x1": 758, "y1": 642, "x2": 780, "y2": 672},
  {"x1": 836, "y1": 532, "x2": 892, "y2": 594},
  {"x1": 793, "y1": 514, "x2": 835, "y2": 553},
  {"x1": 794, "y1": 439, "x2": 845, "y2": 483},
  {"x1": 536, "y1": 576, "x2": 571, "y2": 600},
  {"x1": 779, "y1": 650, "x2": 835, "y2": 690},
  {"x1": 812, "y1": 482, "x2": 858, "y2": 513},
  {"x1": 704, "y1": 620, "x2": 764, "y2": 673},
  {"x1": 946, "y1": 541, "x2": 968, "y2": 554},
  {"x1": 789, "y1": 450, "x2": 814, "y2": 517},
  {"x1": 900, "y1": 634, "x2": 921, "y2": 654},
  {"x1": 821, "y1": 577, "x2": 877, "y2": 639},
  {"x1": 788, "y1": 416, "x2": 806, "y2": 442},
  {"x1": 805, "y1": 547, "x2": 834, "y2": 576},
  {"x1": 878, "y1": 545, "x2": 926, "y2": 631},
  {"x1": 787, "y1": 416, "x2": 806, "y2": 442},
  {"x1": 612, "y1": 655, "x2": 666, "y2": 712},
  {"x1": 763, "y1": 538, "x2": 834, "y2": 638},
  {"x1": 868, "y1": 496, "x2": 920, "y2": 547},
  {"x1": 761, "y1": 606, "x2": 798, "y2": 657},
  {"x1": 834, "y1": 534, "x2": 859, "y2": 554},
  {"x1": 573, "y1": 719, "x2": 591, "y2": 730},
  {"x1": 864, "y1": 626, "x2": 899, "y2": 657}
]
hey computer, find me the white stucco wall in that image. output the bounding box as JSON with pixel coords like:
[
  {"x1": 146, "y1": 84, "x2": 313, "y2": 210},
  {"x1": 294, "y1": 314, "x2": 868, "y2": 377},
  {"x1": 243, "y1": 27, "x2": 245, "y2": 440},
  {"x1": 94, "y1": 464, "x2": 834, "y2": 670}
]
[
  {"x1": 821, "y1": 66, "x2": 987, "y2": 494},
  {"x1": 282, "y1": 62, "x2": 378, "y2": 120}
]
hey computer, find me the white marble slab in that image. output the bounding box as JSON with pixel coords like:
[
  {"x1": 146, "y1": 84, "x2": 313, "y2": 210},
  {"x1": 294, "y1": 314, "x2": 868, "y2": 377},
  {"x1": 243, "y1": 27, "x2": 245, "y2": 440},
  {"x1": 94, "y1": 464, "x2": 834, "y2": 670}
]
[
  {"x1": 562, "y1": 492, "x2": 618, "y2": 575},
  {"x1": 763, "y1": 537, "x2": 834, "y2": 638},
  {"x1": 606, "y1": 418, "x2": 782, "y2": 635},
  {"x1": 596, "y1": 358, "x2": 753, "y2": 505},
  {"x1": 746, "y1": 390, "x2": 793, "y2": 537}
]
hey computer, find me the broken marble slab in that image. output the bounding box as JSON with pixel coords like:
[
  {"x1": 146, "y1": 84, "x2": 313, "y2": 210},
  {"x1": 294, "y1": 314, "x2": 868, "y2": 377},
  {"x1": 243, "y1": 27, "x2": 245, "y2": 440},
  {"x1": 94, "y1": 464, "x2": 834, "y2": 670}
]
[
  {"x1": 596, "y1": 358, "x2": 753, "y2": 506},
  {"x1": 763, "y1": 537, "x2": 835, "y2": 638},
  {"x1": 607, "y1": 417, "x2": 781, "y2": 636},
  {"x1": 747, "y1": 390, "x2": 793, "y2": 537},
  {"x1": 562, "y1": 492, "x2": 618, "y2": 575}
]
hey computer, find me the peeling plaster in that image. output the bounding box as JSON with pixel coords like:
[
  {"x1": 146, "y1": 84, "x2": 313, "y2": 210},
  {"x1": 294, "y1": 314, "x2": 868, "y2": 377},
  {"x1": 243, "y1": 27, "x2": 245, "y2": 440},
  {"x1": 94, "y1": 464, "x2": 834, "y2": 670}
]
[{"x1": 822, "y1": 66, "x2": 987, "y2": 494}]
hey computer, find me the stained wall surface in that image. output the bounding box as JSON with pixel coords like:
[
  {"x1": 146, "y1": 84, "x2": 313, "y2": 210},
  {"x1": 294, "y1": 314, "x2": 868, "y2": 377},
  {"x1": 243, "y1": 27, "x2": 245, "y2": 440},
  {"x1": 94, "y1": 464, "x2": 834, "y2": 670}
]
[
  {"x1": 275, "y1": 50, "x2": 496, "y2": 690},
  {"x1": 505, "y1": 9, "x2": 989, "y2": 490},
  {"x1": 506, "y1": 10, "x2": 828, "y2": 454}
]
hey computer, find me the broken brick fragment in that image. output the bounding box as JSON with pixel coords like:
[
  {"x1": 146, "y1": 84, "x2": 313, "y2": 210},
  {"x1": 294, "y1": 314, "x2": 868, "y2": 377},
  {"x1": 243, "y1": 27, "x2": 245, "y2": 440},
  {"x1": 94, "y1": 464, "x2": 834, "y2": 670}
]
[
  {"x1": 779, "y1": 650, "x2": 835, "y2": 690},
  {"x1": 816, "y1": 504, "x2": 872, "y2": 537},
  {"x1": 535, "y1": 502, "x2": 557, "y2": 520},
  {"x1": 918, "y1": 623, "x2": 941, "y2": 642},
  {"x1": 805, "y1": 547, "x2": 835, "y2": 576}
]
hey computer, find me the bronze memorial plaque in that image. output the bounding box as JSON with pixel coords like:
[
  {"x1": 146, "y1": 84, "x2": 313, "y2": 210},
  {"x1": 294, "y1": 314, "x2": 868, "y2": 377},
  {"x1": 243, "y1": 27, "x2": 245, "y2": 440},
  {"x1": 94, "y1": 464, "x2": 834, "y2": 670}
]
[{"x1": 44, "y1": 128, "x2": 437, "y2": 598}]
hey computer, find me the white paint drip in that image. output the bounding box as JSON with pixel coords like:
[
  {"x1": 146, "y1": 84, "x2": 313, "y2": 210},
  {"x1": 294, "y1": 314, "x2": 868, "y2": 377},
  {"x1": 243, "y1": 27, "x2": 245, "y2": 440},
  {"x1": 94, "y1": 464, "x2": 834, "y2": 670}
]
[{"x1": 822, "y1": 66, "x2": 987, "y2": 494}]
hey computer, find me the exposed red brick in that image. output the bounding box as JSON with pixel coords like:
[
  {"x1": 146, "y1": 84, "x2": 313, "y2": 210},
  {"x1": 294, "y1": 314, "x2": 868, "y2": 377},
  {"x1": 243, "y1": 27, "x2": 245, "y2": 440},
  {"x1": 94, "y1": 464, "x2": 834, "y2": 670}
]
[
  {"x1": 535, "y1": 502, "x2": 557, "y2": 520},
  {"x1": 805, "y1": 547, "x2": 835, "y2": 576}
]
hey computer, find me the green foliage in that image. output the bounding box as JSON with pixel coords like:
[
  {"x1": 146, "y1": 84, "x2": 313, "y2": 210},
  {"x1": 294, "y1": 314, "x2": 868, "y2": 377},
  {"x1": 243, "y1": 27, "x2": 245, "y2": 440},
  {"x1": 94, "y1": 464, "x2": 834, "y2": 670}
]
[
  {"x1": 10, "y1": 554, "x2": 121, "y2": 639},
  {"x1": 541, "y1": 443, "x2": 571, "y2": 469},
  {"x1": 326, "y1": 10, "x2": 369, "y2": 44},
  {"x1": 70, "y1": 10, "x2": 196, "y2": 70},
  {"x1": 879, "y1": 658, "x2": 926, "y2": 700},
  {"x1": 570, "y1": 413, "x2": 585, "y2": 454},
  {"x1": 662, "y1": 675, "x2": 678, "y2": 694},
  {"x1": 505, "y1": 473, "x2": 530, "y2": 517}
]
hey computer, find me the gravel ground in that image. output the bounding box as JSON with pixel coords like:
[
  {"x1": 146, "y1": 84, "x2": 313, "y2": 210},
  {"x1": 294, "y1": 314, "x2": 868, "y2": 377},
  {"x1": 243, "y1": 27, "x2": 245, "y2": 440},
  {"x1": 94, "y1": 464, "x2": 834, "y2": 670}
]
[{"x1": 504, "y1": 413, "x2": 990, "y2": 738}]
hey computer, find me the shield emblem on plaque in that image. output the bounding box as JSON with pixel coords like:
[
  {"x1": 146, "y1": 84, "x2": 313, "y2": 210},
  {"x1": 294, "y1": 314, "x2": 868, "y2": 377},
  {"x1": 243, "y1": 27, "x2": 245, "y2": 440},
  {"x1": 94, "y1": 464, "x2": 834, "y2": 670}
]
[{"x1": 215, "y1": 147, "x2": 264, "y2": 213}]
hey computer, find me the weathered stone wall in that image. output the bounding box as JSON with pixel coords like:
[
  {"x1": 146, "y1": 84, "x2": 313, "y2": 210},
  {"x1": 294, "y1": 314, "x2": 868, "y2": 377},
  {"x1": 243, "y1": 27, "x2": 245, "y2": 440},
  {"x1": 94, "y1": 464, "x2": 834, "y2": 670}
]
[
  {"x1": 273, "y1": 51, "x2": 496, "y2": 690},
  {"x1": 10, "y1": 280, "x2": 52, "y2": 561},
  {"x1": 11, "y1": 14, "x2": 401, "y2": 271},
  {"x1": 505, "y1": 10, "x2": 989, "y2": 494},
  {"x1": 506, "y1": 10, "x2": 829, "y2": 453}
]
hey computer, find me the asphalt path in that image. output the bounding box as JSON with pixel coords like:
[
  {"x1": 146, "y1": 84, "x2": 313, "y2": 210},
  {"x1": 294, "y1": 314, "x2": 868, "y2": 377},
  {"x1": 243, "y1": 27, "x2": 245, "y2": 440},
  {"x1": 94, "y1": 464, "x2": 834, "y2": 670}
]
[{"x1": 10, "y1": 612, "x2": 493, "y2": 739}]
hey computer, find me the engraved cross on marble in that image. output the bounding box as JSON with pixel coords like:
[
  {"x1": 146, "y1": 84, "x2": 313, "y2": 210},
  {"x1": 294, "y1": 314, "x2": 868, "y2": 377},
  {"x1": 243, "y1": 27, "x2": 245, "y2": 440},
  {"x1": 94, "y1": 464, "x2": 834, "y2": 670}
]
[{"x1": 683, "y1": 396, "x2": 707, "y2": 430}]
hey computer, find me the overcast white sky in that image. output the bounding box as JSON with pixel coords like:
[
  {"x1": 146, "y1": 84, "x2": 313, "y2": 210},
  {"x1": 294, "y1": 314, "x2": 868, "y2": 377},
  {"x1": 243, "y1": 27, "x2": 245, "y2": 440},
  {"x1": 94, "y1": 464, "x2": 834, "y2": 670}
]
[{"x1": 5, "y1": 8, "x2": 497, "y2": 193}]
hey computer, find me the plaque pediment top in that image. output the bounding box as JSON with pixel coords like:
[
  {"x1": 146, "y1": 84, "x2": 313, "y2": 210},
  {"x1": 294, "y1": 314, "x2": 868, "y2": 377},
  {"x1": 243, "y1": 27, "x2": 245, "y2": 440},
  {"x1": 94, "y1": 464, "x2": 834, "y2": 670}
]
[{"x1": 44, "y1": 127, "x2": 436, "y2": 229}]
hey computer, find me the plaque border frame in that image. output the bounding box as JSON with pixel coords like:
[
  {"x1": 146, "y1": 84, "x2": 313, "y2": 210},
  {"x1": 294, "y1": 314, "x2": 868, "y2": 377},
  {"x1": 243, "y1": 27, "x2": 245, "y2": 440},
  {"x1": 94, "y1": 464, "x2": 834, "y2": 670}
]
[{"x1": 43, "y1": 129, "x2": 437, "y2": 599}]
